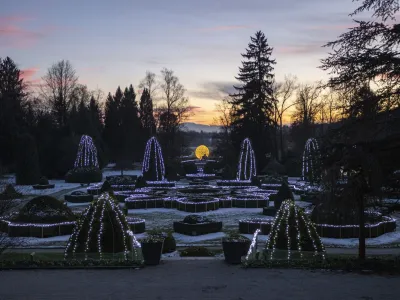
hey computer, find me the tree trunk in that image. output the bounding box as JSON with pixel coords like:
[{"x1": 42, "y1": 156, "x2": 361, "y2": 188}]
[{"x1": 358, "y1": 196, "x2": 366, "y2": 260}]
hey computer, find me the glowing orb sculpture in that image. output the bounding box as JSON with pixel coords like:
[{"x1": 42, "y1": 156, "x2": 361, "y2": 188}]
[{"x1": 195, "y1": 145, "x2": 210, "y2": 160}]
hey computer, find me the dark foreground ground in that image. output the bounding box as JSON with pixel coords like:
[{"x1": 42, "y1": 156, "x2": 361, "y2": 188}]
[{"x1": 0, "y1": 260, "x2": 399, "y2": 300}]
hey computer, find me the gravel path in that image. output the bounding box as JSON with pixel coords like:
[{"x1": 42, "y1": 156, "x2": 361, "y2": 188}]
[{"x1": 0, "y1": 260, "x2": 399, "y2": 299}]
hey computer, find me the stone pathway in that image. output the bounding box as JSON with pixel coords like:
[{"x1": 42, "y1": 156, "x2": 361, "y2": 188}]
[{"x1": 0, "y1": 260, "x2": 399, "y2": 299}]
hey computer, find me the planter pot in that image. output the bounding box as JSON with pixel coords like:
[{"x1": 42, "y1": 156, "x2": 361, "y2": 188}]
[
  {"x1": 141, "y1": 241, "x2": 163, "y2": 265},
  {"x1": 222, "y1": 240, "x2": 251, "y2": 264}
]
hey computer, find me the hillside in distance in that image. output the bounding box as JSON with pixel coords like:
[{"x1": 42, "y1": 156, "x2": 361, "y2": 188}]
[{"x1": 182, "y1": 122, "x2": 221, "y2": 133}]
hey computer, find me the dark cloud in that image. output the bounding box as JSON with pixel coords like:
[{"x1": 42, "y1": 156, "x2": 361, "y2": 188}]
[{"x1": 189, "y1": 81, "x2": 238, "y2": 100}]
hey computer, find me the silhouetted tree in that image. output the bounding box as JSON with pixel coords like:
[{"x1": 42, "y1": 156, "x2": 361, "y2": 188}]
[
  {"x1": 139, "y1": 88, "x2": 156, "y2": 138},
  {"x1": 0, "y1": 57, "x2": 27, "y2": 169},
  {"x1": 320, "y1": 0, "x2": 400, "y2": 111},
  {"x1": 103, "y1": 90, "x2": 121, "y2": 162},
  {"x1": 229, "y1": 30, "x2": 276, "y2": 170},
  {"x1": 40, "y1": 60, "x2": 78, "y2": 128}
]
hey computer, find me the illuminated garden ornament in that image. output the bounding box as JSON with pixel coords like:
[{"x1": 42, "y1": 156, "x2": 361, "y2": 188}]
[
  {"x1": 74, "y1": 135, "x2": 99, "y2": 168},
  {"x1": 302, "y1": 138, "x2": 321, "y2": 183},
  {"x1": 236, "y1": 138, "x2": 256, "y2": 181},
  {"x1": 64, "y1": 193, "x2": 138, "y2": 261},
  {"x1": 142, "y1": 137, "x2": 165, "y2": 181},
  {"x1": 265, "y1": 199, "x2": 325, "y2": 260},
  {"x1": 195, "y1": 145, "x2": 210, "y2": 160}
]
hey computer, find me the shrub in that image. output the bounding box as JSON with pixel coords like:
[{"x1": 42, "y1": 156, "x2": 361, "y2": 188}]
[
  {"x1": 38, "y1": 176, "x2": 49, "y2": 185},
  {"x1": 0, "y1": 184, "x2": 22, "y2": 200},
  {"x1": 135, "y1": 176, "x2": 147, "y2": 189},
  {"x1": 274, "y1": 181, "x2": 294, "y2": 209},
  {"x1": 265, "y1": 200, "x2": 325, "y2": 258},
  {"x1": 65, "y1": 167, "x2": 102, "y2": 183},
  {"x1": 65, "y1": 193, "x2": 132, "y2": 257},
  {"x1": 183, "y1": 162, "x2": 198, "y2": 175},
  {"x1": 180, "y1": 246, "x2": 214, "y2": 257},
  {"x1": 100, "y1": 180, "x2": 112, "y2": 192},
  {"x1": 203, "y1": 161, "x2": 217, "y2": 174},
  {"x1": 182, "y1": 214, "x2": 213, "y2": 224},
  {"x1": 162, "y1": 232, "x2": 176, "y2": 254},
  {"x1": 15, "y1": 133, "x2": 41, "y2": 185},
  {"x1": 13, "y1": 195, "x2": 75, "y2": 223},
  {"x1": 222, "y1": 164, "x2": 235, "y2": 179}
]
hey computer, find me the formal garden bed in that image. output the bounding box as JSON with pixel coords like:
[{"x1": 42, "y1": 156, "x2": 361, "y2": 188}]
[
  {"x1": 238, "y1": 218, "x2": 273, "y2": 235},
  {"x1": 0, "y1": 195, "x2": 76, "y2": 238},
  {"x1": 173, "y1": 215, "x2": 222, "y2": 236},
  {"x1": 126, "y1": 217, "x2": 146, "y2": 233},
  {"x1": 175, "y1": 198, "x2": 220, "y2": 213},
  {"x1": 315, "y1": 216, "x2": 397, "y2": 238},
  {"x1": 125, "y1": 196, "x2": 164, "y2": 209}
]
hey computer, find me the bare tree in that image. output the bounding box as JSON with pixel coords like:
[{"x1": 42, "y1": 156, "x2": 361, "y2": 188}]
[
  {"x1": 272, "y1": 74, "x2": 298, "y2": 159},
  {"x1": 291, "y1": 82, "x2": 323, "y2": 126},
  {"x1": 157, "y1": 68, "x2": 191, "y2": 132},
  {"x1": 213, "y1": 96, "x2": 234, "y2": 134},
  {"x1": 139, "y1": 71, "x2": 158, "y2": 101},
  {"x1": 40, "y1": 60, "x2": 78, "y2": 127}
]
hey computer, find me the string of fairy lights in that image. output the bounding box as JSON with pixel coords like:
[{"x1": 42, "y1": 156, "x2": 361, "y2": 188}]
[
  {"x1": 74, "y1": 135, "x2": 99, "y2": 168},
  {"x1": 142, "y1": 137, "x2": 165, "y2": 181},
  {"x1": 236, "y1": 138, "x2": 257, "y2": 181},
  {"x1": 302, "y1": 138, "x2": 321, "y2": 182},
  {"x1": 65, "y1": 193, "x2": 132, "y2": 260}
]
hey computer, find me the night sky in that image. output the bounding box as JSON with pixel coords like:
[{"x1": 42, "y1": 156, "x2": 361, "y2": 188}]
[{"x1": 1, "y1": 0, "x2": 368, "y2": 124}]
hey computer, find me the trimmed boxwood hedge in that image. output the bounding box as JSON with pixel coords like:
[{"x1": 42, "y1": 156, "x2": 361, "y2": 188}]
[
  {"x1": 13, "y1": 195, "x2": 75, "y2": 224},
  {"x1": 65, "y1": 166, "x2": 103, "y2": 183}
]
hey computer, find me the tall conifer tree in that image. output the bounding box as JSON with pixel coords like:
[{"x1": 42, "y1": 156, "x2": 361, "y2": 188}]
[{"x1": 229, "y1": 30, "x2": 277, "y2": 170}]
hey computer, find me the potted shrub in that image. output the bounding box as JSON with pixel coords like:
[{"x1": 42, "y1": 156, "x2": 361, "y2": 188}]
[
  {"x1": 222, "y1": 232, "x2": 251, "y2": 264},
  {"x1": 140, "y1": 232, "x2": 165, "y2": 265},
  {"x1": 32, "y1": 177, "x2": 55, "y2": 190}
]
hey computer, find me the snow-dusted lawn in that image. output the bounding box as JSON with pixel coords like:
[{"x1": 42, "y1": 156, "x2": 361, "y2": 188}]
[{"x1": 1, "y1": 175, "x2": 81, "y2": 196}]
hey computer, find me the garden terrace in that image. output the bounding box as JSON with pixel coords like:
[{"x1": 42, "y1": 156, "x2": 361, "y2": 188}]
[
  {"x1": 173, "y1": 214, "x2": 222, "y2": 236},
  {"x1": 219, "y1": 195, "x2": 269, "y2": 209},
  {"x1": 239, "y1": 218, "x2": 274, "y2": 235}
]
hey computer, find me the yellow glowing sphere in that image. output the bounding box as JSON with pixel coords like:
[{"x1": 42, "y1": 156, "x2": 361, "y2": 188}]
[{"x1": 195, "y1": 145, "x2": 210, "y2": 160}]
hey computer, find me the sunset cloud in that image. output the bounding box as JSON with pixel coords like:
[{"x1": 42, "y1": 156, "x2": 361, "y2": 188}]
[
  {"x1": 20, "y1": 67, "x2": 39, "y2": 80},
  {"x1": 0, "y1": 14, "x2": 54, "y2": 48}
]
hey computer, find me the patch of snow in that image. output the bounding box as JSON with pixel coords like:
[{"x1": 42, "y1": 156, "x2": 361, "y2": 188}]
[
  {"x1": 102, "y1": 170, "x2": 142, "y2": 177},
  {"x1": 162, "y1": 250, "x2": 180, "y2": 258},
  {"x1": 322, "y1": 231, "x2": 400, "y2": 248},
  {"x1": 66, "y1": 202, "x2": 91, "y2": 207},
  {"x1": 21, "y1": 235, "x2": 71, "y2": 245}
]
